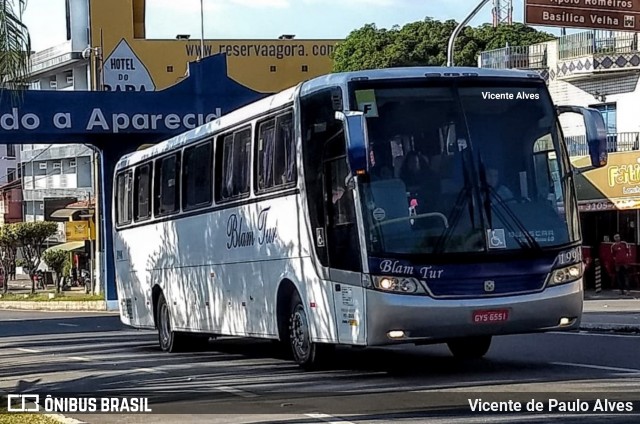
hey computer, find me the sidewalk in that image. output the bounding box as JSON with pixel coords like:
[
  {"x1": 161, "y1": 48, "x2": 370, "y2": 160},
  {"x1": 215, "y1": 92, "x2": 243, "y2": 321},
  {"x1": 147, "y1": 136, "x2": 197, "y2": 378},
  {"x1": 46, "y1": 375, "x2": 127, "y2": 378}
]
[
  {"x1": 0, "y1": 276, "x2": 106, "y2": 311},
  {"x1": 581, "y1": 289, "x2": 640, "y2": 333}
]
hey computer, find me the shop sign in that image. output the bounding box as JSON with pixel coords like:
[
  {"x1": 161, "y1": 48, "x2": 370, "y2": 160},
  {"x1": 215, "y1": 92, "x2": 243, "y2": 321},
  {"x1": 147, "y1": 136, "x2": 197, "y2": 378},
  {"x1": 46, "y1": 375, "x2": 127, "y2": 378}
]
[{"x1": 65, "y1": 221, "x2": 90, "y2": 241}]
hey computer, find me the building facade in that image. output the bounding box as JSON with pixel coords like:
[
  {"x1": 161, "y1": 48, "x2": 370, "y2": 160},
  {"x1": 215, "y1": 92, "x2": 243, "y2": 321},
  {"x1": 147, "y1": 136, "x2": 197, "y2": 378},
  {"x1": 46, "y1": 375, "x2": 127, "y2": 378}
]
[
  {"x1": 479, "y1": 29, "x2": 640, "y2": 289},
  {"x1": 22, "y1": 1, "x2": 94, "y2": 243},
  {"x1": 0, "y1": 179, "x2": 23, "y2": 225},
  {"x1": 0, "y1": 144, "x2": 19, "y2": 186}
]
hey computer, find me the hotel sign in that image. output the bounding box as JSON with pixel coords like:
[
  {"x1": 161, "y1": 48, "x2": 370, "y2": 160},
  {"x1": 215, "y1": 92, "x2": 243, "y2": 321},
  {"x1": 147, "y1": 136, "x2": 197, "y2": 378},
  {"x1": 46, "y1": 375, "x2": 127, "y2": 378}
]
[{"x1": 525, "y1": 0, "x2": 640, "y2": 31}]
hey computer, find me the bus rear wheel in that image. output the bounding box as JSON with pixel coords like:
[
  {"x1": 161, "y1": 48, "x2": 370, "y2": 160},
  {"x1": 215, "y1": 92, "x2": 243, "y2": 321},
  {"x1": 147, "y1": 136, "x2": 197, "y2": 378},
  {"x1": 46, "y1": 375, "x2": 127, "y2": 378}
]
[
  {"x1": 447, "y1": 336, "x2": 492, "y2": 359},
  {"x1": 289, "y1": 292, "x2": 333, "y2": 369}
]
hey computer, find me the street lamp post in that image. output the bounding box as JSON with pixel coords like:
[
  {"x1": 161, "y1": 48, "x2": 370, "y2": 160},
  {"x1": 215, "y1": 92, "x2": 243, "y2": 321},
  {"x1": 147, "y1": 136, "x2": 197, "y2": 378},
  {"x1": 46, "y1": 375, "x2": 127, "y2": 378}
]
[{"x1": 447, "y1": 0, "x2": 491, "y2": 67}]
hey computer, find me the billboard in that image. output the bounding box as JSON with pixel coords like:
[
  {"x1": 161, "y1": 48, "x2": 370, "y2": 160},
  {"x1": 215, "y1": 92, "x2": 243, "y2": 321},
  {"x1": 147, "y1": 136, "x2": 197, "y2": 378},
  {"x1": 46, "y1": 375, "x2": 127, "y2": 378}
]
[
  {"x1": 525, "y1": 0, "x2": 640, "y2": 31},
  {"x1": 90, "y1": 0, "x2": 340, "y2": 94}
]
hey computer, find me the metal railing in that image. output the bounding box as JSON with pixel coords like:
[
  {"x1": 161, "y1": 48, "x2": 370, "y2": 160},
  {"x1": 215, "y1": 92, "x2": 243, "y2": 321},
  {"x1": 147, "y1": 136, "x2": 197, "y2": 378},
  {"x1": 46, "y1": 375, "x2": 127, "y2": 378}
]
[
  {"x1": 479, "y1": 44, "x2": 548, "y2": 70},
  {"x1": 565, "y1": 132, "x2": 640, "y2": 157},
  {"x1": 558, "y1": 30, "x2": 638, "y2": 60}
]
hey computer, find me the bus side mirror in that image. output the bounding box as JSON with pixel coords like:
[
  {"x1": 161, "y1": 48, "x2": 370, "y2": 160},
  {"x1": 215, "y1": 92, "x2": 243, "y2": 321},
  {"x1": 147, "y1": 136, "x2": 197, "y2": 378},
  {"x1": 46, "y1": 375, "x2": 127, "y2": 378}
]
[
  {"x1": 335, "y1": 110, "x2": 370, "y2": 175},
  {"x1": 557, "y1": 105, "x2": 607, "y2": 168}
]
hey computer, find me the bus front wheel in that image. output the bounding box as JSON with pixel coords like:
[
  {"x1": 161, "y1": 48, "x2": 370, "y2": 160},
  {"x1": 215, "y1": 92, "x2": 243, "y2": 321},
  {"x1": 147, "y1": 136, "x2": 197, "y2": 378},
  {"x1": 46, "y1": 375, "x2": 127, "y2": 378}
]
[
  {"x1": 157, "y1": 293, "x2": 180, "y2": 352},
  {"x1": 289, "y1": 292, "x2": 333, "y2": 369},
  {"x1": 156, "y1": 294, "x2": 210, "y2": 352},
  {"x1": 447, "y1": 336, "x2": 492, "y2": 359}
]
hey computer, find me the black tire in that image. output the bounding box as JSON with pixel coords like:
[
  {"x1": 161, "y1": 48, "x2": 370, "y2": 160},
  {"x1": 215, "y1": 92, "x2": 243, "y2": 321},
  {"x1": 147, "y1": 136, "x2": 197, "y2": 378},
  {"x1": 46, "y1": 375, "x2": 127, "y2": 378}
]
[
  {"x1": 156, "y1": 293, "x2": 209, "y2": 352},
  {"x1": 157, "y1": 293, "x2": 178, "y2": 352},
  {"x1": 288, "y1": 292, "x2": 333, "y2": 369},
  {"x1": 447, "y1": 336, "x2": 492, "y2": 359}
]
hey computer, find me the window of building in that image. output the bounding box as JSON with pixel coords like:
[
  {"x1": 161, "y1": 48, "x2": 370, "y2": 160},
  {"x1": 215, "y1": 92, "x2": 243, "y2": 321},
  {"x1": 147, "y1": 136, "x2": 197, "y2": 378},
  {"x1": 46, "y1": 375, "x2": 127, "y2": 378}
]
[
  {"x1": 134, "y1": 163, "x2": 152, "y2": 221},
  {"x1": 70, "y1": 160, "x2": 77, "y2": 168},
  {"x1": 116, "y1": 171, "x2": 133, "y2": 226},
  {"x1": 591, "y1": 103, "x2": 617, "y2": 134},
  {"x1": 256, "y1": 111, "x2": 296, "y2": 192},
  {"x1": 154, "y1": 153, "x2": 181, "y2": 215},
  {"x1": 6, "y1": 145, "x2": 16, "y2": 158},
  {"x1": 38, "y1": 163, "x2": 47, "y2": 170},
  {"x1": 182, "y1": 140, "x2": 213, "y2": 210},
  {"x1": 7, "y1": 168, "x2": 16, "y2": 183},
  {"x1": 216, "y1": 128, "x2": 251, "y2": 201}
]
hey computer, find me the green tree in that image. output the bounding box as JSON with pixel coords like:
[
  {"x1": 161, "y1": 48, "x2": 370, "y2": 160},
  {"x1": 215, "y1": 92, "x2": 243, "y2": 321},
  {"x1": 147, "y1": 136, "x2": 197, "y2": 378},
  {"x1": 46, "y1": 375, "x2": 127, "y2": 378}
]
[
  {"x1": 0, "y1": 225, "x2": 18, "y2": 294},
  {"x1": 0, "y1": 0, "x2": 32, "y2": 96},
  {"x1": 42, "y1": 249, "x2": 68, "y2": 294},
  {"x1": 332, "y1": 18, "x2": 555, "y2": 71},
  {"x1": 474, "y1": 22, "x2": 556, "y2": 51},
  {"x1": 12, "y1": 221, "x2": 58, "y2": 293}
]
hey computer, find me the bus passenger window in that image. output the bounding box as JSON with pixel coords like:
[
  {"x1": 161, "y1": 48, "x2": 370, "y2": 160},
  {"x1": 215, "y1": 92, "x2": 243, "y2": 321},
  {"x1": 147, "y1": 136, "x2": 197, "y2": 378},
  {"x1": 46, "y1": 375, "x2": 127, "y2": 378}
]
[
  {"x1": 257, "y1": 112, "x2": 295, "y2": 192},
  {"x1": 134, "y1": 164, "x2": 152, "y2": 221},
  {"x1": 116, "y1": 171, "x2": 132, "y2": 226},
  {"x1": 154, "y1": 153, "x2": 180, "y2": 215},
  {"x1": 217, "y1": 128, "x2": 251, "y2": 201},
  {"x1": 183, "y1": 141, "x2": 213, "y2": 209}
]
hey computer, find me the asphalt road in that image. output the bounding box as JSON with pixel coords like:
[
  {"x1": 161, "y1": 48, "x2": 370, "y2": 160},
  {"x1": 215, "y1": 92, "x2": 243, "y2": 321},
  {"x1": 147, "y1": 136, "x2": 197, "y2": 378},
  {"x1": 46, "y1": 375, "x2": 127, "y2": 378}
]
[{"x1": 1, "y1": 309, "x2": 639, "y2": 424}]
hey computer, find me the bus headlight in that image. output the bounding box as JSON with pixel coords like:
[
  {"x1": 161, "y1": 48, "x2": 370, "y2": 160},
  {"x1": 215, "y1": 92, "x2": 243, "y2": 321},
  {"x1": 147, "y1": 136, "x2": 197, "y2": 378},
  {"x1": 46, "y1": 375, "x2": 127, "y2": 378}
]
[
  {"x1": 548, "y1": 264, "x2": 583, "y2": 286},
  {"x1": 372, "y1": 276, "x2": 425, "y2": 294}
]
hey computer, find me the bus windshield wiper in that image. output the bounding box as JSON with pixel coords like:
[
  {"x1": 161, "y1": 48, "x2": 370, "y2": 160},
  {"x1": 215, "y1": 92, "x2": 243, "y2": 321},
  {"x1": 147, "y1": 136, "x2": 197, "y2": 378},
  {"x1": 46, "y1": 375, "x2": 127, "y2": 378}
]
[
  {"x1": 478, "y1": 162, "x2": 540, "y2": 251},
  {"x1": 434, "y1": 151, "x2": 477, "y2": 254}
]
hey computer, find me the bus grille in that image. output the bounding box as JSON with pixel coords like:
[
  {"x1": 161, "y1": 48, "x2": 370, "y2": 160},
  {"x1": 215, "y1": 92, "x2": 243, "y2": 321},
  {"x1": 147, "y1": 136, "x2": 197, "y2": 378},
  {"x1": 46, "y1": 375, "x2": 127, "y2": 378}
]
[{"x1": 424, "y1": 274, "x2": 546, "y2": 298}]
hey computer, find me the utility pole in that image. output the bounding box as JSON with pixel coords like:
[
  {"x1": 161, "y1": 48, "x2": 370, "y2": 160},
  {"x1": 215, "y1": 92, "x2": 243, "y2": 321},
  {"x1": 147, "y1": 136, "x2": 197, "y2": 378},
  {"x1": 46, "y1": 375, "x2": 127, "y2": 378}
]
[
  {"x1": 200, "y1": 0, "x2": 205, "y2": 60},
  {"x1": 492, "y1": 0, "x2": 513, "y2": 26}
]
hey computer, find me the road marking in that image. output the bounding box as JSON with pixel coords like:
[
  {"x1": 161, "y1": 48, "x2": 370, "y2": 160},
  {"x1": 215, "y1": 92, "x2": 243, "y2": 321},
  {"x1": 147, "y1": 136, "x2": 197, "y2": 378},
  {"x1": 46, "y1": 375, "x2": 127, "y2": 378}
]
[
  {"x1": 69, "y1": 356, "x2": 93, "y2": 362},
  {"x1": 305, "y1": 413, "x2": 356, "y2": 424},
  {"x1": 216, "y1": 386, "x2": 258, "y2": 398},
  {"x1": 16, "y1": 348, "x2": 41, "y2": 353},
  {"x1": 550, "y1": 331, "x2": 639, "y2": 338},
  {"x1": 552, "y1": 361, "x2": 640, "y2": 374},
  {"x1": 133, "y1": 368, "x2": 167, "y2": 374},
  {"x1": 58, "y1": 323, "x2": 79, "y2": 327}
]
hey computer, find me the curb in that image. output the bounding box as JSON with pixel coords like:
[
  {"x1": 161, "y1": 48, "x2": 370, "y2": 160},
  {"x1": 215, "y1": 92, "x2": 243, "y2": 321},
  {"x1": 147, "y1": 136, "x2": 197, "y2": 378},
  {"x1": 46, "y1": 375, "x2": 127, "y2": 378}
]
[
  {"x1": 0, "y1": 301, "x2": 106, "y2": 312},
  {"x1": 579, "y1": 324, "x2": 640, "y2": 334}
]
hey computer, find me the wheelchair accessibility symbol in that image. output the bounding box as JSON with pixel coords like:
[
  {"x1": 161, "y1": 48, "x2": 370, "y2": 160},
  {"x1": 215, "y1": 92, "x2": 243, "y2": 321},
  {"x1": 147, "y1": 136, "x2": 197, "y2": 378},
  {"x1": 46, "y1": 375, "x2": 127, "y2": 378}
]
[{"x1": 487, "y1": 229, "x2": 506, "y2": 249}]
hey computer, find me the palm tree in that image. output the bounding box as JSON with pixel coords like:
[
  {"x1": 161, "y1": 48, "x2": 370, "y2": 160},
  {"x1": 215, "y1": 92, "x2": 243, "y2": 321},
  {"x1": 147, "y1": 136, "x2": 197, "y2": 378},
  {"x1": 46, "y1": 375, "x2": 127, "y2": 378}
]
[{"x1": 0, "y1": 0, "x2": 31, "y2": 96}]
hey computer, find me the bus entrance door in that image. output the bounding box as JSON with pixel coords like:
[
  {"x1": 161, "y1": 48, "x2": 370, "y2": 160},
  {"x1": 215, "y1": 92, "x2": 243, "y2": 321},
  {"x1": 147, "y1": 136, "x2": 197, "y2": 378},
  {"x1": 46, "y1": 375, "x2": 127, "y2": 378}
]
[{"x1": 324, "y1": 156, "x2": 366, "y2": 345}]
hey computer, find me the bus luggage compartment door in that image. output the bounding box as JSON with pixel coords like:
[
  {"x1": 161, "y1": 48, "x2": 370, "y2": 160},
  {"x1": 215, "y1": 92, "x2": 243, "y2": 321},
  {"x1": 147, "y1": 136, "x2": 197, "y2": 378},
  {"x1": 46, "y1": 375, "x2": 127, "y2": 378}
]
[{"x1": 332, "y1": 280, "x2": 366, "y2": 345}]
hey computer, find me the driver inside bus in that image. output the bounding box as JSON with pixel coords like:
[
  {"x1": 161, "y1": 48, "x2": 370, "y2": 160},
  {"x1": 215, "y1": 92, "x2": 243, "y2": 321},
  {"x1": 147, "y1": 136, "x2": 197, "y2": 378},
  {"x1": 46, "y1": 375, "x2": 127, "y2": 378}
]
[
  {"x1": 486, "y1": 167, "x2": 514, "y2": 200},
  {"x1": 399, "y1": 151, "x2": 441, "y2": 211}
]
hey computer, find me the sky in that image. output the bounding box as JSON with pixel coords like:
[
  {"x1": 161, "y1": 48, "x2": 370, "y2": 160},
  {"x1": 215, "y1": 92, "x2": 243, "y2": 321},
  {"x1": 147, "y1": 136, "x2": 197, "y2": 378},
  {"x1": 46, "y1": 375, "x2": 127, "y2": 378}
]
[{"x1": 21, "y1": 0, "x2": 573, "y2": 52}]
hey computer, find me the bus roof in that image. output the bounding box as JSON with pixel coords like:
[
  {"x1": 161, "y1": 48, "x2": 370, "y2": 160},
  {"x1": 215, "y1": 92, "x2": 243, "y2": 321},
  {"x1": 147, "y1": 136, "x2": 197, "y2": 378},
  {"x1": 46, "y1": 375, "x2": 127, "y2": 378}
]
[
  {"x1": 116, "y1": 66, "x2": 543, "y2": 170},
  {"x1": 115, "y1": 85, "x2": 298, "y2": 170},
  {"x1": 299, "y1": 66, "x2": 543, "y2": 96}
]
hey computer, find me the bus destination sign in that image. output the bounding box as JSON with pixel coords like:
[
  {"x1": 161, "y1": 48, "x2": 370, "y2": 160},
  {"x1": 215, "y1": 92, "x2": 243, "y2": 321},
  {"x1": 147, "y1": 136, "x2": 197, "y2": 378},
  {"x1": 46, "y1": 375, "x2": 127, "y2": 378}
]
[{"x1": 525, "y1": 0, "x2": 640, "y2": 31}]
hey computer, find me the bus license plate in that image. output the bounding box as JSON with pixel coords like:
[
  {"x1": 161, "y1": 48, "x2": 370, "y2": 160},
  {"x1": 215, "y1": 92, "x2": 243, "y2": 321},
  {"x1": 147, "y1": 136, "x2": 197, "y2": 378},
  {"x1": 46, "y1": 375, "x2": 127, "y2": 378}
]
[{"x1": 473, "y1": 309, "x2": 509, "y2": 324}]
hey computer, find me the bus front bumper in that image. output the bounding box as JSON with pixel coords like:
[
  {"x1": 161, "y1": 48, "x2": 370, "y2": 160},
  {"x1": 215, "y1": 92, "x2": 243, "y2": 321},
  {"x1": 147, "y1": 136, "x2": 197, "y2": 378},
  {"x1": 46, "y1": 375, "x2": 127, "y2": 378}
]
[{"x1": 365, "y1": 279, "x2": 583, "y2": 346}]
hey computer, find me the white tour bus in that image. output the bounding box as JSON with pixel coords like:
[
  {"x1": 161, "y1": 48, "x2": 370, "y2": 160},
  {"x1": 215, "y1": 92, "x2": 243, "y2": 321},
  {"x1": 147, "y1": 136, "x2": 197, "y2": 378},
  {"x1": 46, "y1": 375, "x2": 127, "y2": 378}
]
[{"x1": 113, "y1": 67, "x2": 607, "y2": 368}]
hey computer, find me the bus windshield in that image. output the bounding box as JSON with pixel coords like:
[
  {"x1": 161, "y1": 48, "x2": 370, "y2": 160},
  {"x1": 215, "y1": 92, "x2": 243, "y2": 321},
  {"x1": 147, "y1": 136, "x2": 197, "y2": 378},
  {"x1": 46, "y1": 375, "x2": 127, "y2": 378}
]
[{"x1": 352, "y1": 78, "x2": 580, "y2": 256}]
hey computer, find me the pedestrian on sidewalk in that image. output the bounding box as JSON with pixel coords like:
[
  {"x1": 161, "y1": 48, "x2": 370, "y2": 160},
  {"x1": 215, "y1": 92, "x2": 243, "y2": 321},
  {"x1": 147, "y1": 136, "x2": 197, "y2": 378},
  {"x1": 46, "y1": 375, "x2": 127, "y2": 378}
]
[{"x1": 611, "y1": 233, "x2": 632, "y2": 295}]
